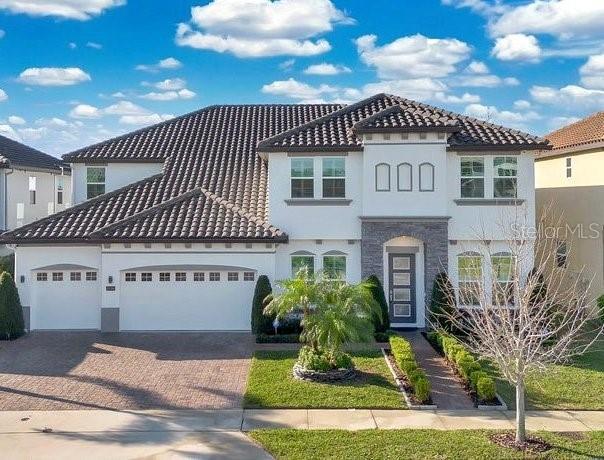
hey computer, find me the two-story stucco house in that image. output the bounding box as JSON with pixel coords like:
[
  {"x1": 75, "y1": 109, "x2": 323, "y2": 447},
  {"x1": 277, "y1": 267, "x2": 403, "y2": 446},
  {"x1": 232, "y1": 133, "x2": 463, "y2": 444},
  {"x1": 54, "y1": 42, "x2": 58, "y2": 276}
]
[
  {"x1": 0, "y1": 134, "x2": 71, "y2": 254},
  {"x1": 536, "y1": 112, "x2": 604, "y2": 302},
  {"x1": 0, "y1": 94, "x2": 548, "y2": 332}
]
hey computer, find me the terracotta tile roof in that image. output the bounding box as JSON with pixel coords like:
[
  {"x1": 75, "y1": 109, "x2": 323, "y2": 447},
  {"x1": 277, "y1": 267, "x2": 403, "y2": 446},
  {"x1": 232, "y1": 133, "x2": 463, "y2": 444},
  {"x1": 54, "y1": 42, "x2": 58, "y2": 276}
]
[
  {"x1": 258, "y1": 94, "x2": 549, "y2": 152},
  {"x1": 0, "y1": 134, "x2": 70, "y2": 172},
  {"x1": 545, "y1": 112, "x2": 604, "y2": 151},
  {"x1": 1, "y1": 94, "x2": 548, "y2": 244}
]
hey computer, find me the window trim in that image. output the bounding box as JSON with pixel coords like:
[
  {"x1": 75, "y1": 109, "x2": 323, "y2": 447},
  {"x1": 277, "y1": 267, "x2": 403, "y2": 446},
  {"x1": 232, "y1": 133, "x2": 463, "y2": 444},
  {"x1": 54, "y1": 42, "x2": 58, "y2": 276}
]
[
  {"x1": 460, "y1": 157, "x2": 485, "y2": 199},
  {"x1": 397, "y1": 162, "x2": 412, "y2": 191},
  {"x1": 290, "y1": 157, "x2": 314, "y2": 199},
  {"x1": 375, "y1": 163, "x2": 391, "y2": 192},
  {"x1": 418, "y1": 162, "x2": 435, "y2": 192},
  {"x1": 86, "y1": 166, "x2": 106, "y2": 200},
  {"x1": 457, "y1": 251, "x2": 483, "y2": 306},
  {"x1": 322, "y1": 254, "x2": 347, "y2": 281},
  {"x1": 291, "y1": 254, "x2": 315, "y2": 277},
  {"x1": 321, "y1": 157, "x2": 346, "y2": 198},
  {"x1": 491, "y1": 252, "x2": 515, "y2": 306},
  {"x1": 493, "y1": 156, "x2": 518, "y2": 199}
]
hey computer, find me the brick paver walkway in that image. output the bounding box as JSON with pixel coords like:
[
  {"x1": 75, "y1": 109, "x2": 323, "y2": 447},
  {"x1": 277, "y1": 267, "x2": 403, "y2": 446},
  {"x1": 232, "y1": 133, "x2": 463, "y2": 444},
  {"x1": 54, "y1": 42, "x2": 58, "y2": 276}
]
[
  {"x1": 0, "y1": 332, "x2": 253, "y2": 411},
  {"x1": 401, "y1": 331, "x2": 475, "y2": 410}
]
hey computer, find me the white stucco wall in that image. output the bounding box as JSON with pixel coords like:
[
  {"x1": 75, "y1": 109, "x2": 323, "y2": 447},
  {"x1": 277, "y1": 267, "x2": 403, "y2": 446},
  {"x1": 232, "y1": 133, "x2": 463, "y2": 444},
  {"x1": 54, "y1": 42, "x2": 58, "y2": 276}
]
[{"x1": 71, "y1": 162, "x2": 164, "y2": 204}]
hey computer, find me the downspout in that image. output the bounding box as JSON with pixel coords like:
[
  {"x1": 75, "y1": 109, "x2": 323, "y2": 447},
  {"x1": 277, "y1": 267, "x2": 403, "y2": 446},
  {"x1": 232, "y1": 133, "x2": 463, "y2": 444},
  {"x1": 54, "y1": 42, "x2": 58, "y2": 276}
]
[{"x1": 4, "y1": 168, "x2": 13, "y2": 232}]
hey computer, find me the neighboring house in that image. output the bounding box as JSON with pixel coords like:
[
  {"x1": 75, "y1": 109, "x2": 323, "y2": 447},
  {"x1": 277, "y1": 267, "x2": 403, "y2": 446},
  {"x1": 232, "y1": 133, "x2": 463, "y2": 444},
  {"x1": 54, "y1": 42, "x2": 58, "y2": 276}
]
[
  {"x1": 0, "y1": 94, "x2": 548, "y2": 332},
  {"x1": 0, "y1": 134, "x2": 70, "y2": 248},
  {"x1": 535, "y1": 112, "x2": 604, "y2": 302}
]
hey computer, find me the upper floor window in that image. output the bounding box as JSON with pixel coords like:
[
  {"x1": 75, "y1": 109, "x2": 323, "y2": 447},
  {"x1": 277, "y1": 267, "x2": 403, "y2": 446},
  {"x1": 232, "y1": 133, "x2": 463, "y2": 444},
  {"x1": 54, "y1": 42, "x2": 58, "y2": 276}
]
[
  {"x1": 291, "y1": 254, "x2": 314, "y2": 277},
  {"x1": 87, "y1": 167, "x2": 106, "y2": 199},
  {"x1": 375, "y1": 163, "x2": 390, "y2": 191},
  {"x1": 566, "y1": 157, "x2": 572, "y2": 178},
  {"x1": 28, "y1": 176, "x2": 36, "y2": 205},
  {"x1": 290, "y1": 158, "x2": 314, "y2": 198},
  {"x1": 458, "y1": 253, "x2": 482, "y2": 306},
  {"x1": 323, "y1": 255, "x2": 346, "y2": 280},
  {"x1": 419, "y1": 163, "x2": 434, "y2": 191},
  {"x1": 397, "y1": 163, "x2": 412, "y2": 191},
  {"x1": 57, "y1": 176, "x2": 64, "y2": 205},
  {"x1": 460, "y1": 157, "x2": 484, "y2": 198},
  {"x1": 493, "y1": 157, "x2": 517, "y2": 198},
  {"x1": 322, "y1": 158, "x2": 345, "y2": 198}
]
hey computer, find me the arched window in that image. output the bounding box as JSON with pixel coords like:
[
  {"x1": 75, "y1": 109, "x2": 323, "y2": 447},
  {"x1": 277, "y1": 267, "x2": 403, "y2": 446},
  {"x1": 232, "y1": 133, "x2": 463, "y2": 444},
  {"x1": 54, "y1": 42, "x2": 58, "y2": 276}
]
[
  {"x1": 375, "y1": 163, "x2": 391, "y2": 191},
  {"x1": 491, "y1": 252, "x2": 515, "y2": 306},
  {"x1": 419, "y1": 162, "x2": 434, "y2": 191},
  {"x1": 397, "y1": 163, "x2": 412, "y2": 191},
  {"x1": 457, "y1": 251, "x2": 482, "y2": 306}
]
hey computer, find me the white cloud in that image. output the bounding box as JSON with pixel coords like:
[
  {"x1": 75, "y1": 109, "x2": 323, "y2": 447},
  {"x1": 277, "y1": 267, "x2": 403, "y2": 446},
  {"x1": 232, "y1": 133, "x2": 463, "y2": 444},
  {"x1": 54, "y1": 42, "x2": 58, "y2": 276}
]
[
  {"x1": 491, "y1": 34, "x2": 541, "y2": 62},
  {"x1": 8, "y1": 115, "x2": 25, "y2": 125},
  {"x1": 69, "y1": 104, "x2": 102, "y2": 119},
  {"x1": 0, "y1": 124, "x2": 21, "y2": 141},
  {"x1": 279, "y1": 59, "x2": 295, "y2": 71},
  {"x1": 18, "y1": 127, "x2": 47, "y2": 141},
  {"x1": 0, "y1": 0, "x2": 125, "y2": 20},
  {"x1": 440, "y1": 0, "x2": 507, "y2": 17},
  {"x1": 355, "y1": 34, "x2": 471, "y2": 79},
  {"x1": 454, "y1": 74, "x2": 519, "y2": 88},
  {"x1": 489, "y1": 0, "x2": 604, "y2": 39},
  {"x1": 304, "y1": 63, "x2": 351, "y2": 75},
  {"x1": 262, "y1": 78, "x2": 338, "y2": 101},
  {"x1": 580, "y1": 54, "x2": 604, "y2": 89},
  {"x1": 140, "y1": 89, "x2": 196, "y2": 101},
  {"x1": 464, "y1": 103, "x2": 540, "y2": 129},
  {"x1": 18, "y1": 67, "x2": 91, "y2": 86},
  {"x1": 35, "y1": 117, "x2": 72, "y2": 128},
  {"x1": 68, "y1": 42, "x2": 77, "y2": 49},
  {"x1": 147, "y1": 78, "x2": 187, "y2": 91},
  {"x1": 86, "y1": 41, "x2": 102, "y2": 49},
  {"x1": 465, "y1": 60, "x2": 489, "y2": 74},
  {"x1": 434, "y1": 92, "x2": 481, "y2": 104},
  {"x1": 175, "y1": 0, "x2": 352, "y2": 58},
  {"x1": 136, "y1": 57, "x2": 182, "y2": 72},
  {"x1": 119, "y1": 113, "x2": 174, "y2": 125},
  {"x1": 513, "y1": 99, "x2": 532, "y2": 110},
  {"x1": 111, "y1": 91, "x2": 126, "y2": 98},
  {"x1": 531, "y1": 84, "x2": 604, "y2": 110},
  {"x1": 0, "y1": 89, "x2": 7, "y2": 102},
  {"x1": 69, "y1": 100, "x2": 174, "y2": 127},
  {"x1": 103, "y1": 100, "x2": 148, "y2": 116}
]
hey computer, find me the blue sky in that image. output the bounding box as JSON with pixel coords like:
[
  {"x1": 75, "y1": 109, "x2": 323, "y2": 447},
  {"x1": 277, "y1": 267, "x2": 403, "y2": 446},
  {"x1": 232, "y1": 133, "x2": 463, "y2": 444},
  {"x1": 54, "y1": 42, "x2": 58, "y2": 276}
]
[{"x1": 0, "y1": 0, "x2": 603, "y2": 155}]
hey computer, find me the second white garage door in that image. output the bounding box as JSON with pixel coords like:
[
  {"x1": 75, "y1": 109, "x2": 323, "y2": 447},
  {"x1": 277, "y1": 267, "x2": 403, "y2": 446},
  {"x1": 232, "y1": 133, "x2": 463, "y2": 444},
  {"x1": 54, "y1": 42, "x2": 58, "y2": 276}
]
[{"x1": 119, "y1": 266, "x2": 258, "y2": 331}]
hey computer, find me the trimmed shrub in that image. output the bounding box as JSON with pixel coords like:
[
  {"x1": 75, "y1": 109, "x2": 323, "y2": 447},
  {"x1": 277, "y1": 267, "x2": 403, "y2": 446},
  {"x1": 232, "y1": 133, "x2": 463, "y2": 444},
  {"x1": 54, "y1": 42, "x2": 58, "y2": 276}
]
[
  {"x1": 477, "y1": 377, "x2": 497, "y2": 402},
  {"x1": 297, "y1": 346, "x2": 353, "y2": 371},
  {"x1": 366, "y1": 275, "x2": 390, "y2": 333},
  {"x1": 429, "y1": 272, "x2": 456, "y2": 332},
  {"x1": 256, "y1": 333, "x2": 300, "y2": 344},
  {"x1": 374, "y1": 330, "x2": 396, "y2": 343},
  {"x1": 469, "y1": 370, "x2": 488, "y2": 389},
  {"x1": 0, "y1": 271, "x2": 24, "y2": 340},
  {"x1": 251, "y1": 275, "x2": 273, "y2": 334},
  {"x1": 414, "y1": 376, "x2": 431, "y2": 403},
  {"x1": 458, "y1": 357, "x2": 480, "y2": 381},
  {"x1": 389, "y1": 336, "x2": 431, "y2": 404}
]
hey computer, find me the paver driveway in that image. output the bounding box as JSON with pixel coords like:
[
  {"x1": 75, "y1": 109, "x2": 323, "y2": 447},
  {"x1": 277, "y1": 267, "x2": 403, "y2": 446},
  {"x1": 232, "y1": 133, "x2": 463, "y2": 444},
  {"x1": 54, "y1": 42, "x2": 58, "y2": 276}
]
[{"x1": 0, "y1": 332, "x2": 254, "y2": 410}]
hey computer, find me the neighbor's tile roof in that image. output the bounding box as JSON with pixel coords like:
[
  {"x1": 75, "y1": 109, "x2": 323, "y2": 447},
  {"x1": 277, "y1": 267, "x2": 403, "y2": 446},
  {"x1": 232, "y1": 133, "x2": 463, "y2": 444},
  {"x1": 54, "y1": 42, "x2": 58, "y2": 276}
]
[
  {"x1": 1, "y1": 94, "x2": 549, "y2": 244},
  {"x1": 545, "y1": 112, "x2": 604, "y2": 151},
  {"x1": 258, "y1": 94, "x2": 549, "y2": 151},
  {"x1": 0, "y1": 134, "x2": 70, "y2": 172}
]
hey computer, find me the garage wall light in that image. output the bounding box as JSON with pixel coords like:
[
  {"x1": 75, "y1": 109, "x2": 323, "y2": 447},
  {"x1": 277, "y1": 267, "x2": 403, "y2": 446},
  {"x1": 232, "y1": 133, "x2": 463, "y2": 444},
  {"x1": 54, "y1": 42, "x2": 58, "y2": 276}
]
[{"x1": 108, "y1": 276, "x2": 113, "y2": 284}]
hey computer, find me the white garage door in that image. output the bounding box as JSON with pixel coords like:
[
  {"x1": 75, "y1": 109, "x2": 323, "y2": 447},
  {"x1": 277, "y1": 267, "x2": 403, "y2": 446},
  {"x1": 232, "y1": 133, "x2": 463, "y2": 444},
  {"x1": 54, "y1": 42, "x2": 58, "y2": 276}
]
[
  {"x1": 119, "y1": 266, "x2": 257, "y2": 331},
  {"x1": 31, "y1": 268, "x2": 101, "y2": 330}
]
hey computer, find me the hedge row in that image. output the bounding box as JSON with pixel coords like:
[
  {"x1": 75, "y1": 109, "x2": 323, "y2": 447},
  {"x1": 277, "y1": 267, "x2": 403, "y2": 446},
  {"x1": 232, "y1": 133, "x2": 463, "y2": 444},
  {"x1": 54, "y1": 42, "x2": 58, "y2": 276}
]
[
  {"x1": 388, "y1": 336, "x2": 431, "y2": 404},
  {"x1": 426, "y1": 331, "x2": 496, "y2": 402}
]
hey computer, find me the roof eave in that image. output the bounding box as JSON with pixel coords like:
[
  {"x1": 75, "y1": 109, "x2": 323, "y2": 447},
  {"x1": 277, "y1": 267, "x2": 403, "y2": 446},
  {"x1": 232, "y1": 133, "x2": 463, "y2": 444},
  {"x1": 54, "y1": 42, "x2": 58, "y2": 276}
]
[
  {"x1": 448, "y1": 143, "x2": 550, "y2": 152},
  {"x1": 257, "y1": 145, "x2": 363, "y2": 153},
  {"x1": 353, "y1": 126, "x2": 460, "y2": 134},
  {"x1": 1, "y1": 235, "x2": 289, "y2": 245},
  {"x1": 64, "y1": 157, "x2": 166, "y2": 164}
]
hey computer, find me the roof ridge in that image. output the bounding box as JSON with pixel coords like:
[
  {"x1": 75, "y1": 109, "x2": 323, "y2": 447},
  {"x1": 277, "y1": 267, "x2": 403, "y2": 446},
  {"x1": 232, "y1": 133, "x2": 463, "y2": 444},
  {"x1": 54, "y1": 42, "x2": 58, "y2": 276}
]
[
  {"x1": 1, "y1": 173, "x2": 163, "y2": 238},
  {"x1": 91, "y1": 187, "x2": 203, "y2": 237}
]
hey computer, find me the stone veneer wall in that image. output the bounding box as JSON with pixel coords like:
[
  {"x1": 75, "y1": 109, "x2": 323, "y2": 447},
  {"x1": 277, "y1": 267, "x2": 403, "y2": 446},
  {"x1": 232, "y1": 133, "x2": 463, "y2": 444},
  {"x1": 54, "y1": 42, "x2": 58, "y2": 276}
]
[{"x1": 361, "y1": 219, "x2": 449, "y2": 312}]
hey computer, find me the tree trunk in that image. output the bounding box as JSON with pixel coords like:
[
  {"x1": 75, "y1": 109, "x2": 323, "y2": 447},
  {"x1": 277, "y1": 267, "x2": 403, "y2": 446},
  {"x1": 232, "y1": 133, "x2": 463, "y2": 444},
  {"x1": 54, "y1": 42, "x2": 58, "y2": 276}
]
[{"x1": 515, "y1": 378, "x2": 526, "y2": 444}]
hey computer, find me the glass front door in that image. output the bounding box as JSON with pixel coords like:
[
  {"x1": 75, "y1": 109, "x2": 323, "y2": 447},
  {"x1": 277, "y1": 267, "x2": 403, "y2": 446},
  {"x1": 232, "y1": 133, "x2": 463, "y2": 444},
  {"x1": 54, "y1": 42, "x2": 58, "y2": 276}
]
[{"x1": 388, "y1": 253, "x2": 416, "y2": 323}]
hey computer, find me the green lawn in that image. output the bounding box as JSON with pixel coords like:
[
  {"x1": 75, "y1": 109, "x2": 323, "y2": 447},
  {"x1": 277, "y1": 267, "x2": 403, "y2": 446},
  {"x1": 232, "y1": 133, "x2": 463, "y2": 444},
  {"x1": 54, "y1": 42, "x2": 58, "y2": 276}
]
[
  {"x1": 250, "y1": 429, "x2": 604, "y2": 460},
  {"x1": 493, "y1": 342, "x2": 604, "y2": 410},
  {"x1": 243, "y1": 349, "x2": 404, "y2": 409}
]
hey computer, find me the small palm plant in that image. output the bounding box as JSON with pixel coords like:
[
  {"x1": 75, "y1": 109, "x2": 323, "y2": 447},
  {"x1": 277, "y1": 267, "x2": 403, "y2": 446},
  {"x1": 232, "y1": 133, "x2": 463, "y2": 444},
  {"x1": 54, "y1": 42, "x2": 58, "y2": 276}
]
[{"x1": 264, "y1": 268, "x2": 380, "y2": 372}]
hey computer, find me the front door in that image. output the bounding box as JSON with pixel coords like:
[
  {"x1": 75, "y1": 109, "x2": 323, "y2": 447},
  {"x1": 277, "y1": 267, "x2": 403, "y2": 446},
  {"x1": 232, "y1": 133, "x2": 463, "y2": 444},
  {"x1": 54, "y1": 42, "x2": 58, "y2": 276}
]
[{"x1": 388, "y1": 253, "x2": 416, "y2": 324}]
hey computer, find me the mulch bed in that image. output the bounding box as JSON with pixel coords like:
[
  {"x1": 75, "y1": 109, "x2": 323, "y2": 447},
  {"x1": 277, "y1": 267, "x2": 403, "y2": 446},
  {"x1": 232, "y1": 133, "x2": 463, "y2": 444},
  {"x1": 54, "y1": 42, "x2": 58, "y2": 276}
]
[
  {"x1": 490, "y1": 432, "x2": 551, "y2": 453},
  {"x1": 384, "y1": 349, "x2": 434, "y2": 406}
]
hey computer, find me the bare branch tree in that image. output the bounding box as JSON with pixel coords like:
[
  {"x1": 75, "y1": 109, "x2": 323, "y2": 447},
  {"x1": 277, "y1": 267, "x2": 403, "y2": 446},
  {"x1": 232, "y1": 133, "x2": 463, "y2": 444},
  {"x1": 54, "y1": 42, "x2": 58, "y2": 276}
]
[{"x1": 430, "y1": 204, "x2": 603, "y2": 444}]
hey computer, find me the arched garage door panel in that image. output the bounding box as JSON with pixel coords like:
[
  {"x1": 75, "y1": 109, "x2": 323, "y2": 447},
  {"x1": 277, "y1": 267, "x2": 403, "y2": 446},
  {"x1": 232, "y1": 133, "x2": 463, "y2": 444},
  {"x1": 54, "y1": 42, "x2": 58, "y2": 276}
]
[{"x1": 119, "y1": 270, "x2": 256, "y2": 331}]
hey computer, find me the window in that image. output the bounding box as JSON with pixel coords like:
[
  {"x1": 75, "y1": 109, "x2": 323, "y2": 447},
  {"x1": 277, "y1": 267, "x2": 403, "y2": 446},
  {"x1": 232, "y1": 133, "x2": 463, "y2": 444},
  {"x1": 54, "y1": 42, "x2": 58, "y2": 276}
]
[
  {"x1": 194, "y1": 272, "x2": 205, "y2": 281},
  {"x1": 141, "y1": 272, "x2": 152, "y2": 282},
  {"x1": 556, "y1": 241, "x2": 568, "y2": 268},
  {"x1": 37, "y1": 272, "x2": 47, "y2": 281},
  {"x1": 397, "y1": 163, "x2": 412, "y2": 191},
  {"x1": 323, "y1": 255, "x2": 346, "y2": 280},
  {"x1": 493, "y1": 157, "x2": 517, "y2": 198},
  {"x1": 492, "y1": 255, "x2": 514, "y2": 305},
  {"x1": 29, "y1": 176, "x2": 36, "y2": 205},
  {"x1": 460, "y1": 157, "x2": 484, "y2": 198},
  {"x1": 566, "y1": 157, "x2": 572, "y2": 178},
  {"x1": 209, "y1": 272, "x2": 220, "y2": 281},
  {"x1": 86, "y1": 167, "x2": 106, "y2": 199},
  {"x1": 85, "y1": 271, "x2": 97, "y2": 281},
  {"x1": 244, "y1": 272, "x2": 255, "y2": 281},
  {"x1": 290, "y1": 158, "x2": 314, "y2": 198},
  {"x1": 57, "y1": 176, "x2": 64, "y2": 205},
  {"x1": 52, "y1": 272, "x2": 63, "y2": 282},
  {"x1": 375, "y1": 163, "x2": 390, "y2": 191},
  {"x1": 419, "y1": 163, "x2": 434, "y2": 191},
  {"x1": 125, "y1": 272, "x2": 136, "y2": 282},
  {"x1": 291, "y1": 255, "x2": 314, "y2": 277},
  {"x1": 159, "y1": 272, "x2": 170, "y2": 282},
  {"x1": 458, "y1": 254, "x2": 482, "y2": 305},
  {"x1": 228, "y1": 272, "x2": 239, "y2": 281},
  {"x1": 175, "y1": 272, "x2": 186, "y2": 281},
  {"x1": 322, "y1": 158, "x2": 345, "y2": 198},
  {"x1": 70, "y1": 272, "x2": 81, "y2": 281}
]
